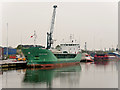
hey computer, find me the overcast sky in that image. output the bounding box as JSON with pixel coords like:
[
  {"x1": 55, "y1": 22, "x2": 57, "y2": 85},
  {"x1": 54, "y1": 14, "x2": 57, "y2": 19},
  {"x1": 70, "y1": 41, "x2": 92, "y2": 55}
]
[{"x1": 1, "y1": 1, "x2": 118, "y2": 50}]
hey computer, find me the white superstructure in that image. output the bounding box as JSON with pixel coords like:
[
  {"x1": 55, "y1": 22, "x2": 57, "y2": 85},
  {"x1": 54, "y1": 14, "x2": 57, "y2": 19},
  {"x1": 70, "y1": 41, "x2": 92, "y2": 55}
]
[{"x1": 60, "y1": 43, "x2": 81, "y2": 54}]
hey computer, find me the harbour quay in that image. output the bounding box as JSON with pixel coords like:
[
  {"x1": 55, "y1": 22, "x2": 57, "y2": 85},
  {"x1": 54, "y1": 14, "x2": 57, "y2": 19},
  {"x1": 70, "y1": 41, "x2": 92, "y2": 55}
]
[{"x1": 0, "y1": 59, "x2": 27, "y2": 68}]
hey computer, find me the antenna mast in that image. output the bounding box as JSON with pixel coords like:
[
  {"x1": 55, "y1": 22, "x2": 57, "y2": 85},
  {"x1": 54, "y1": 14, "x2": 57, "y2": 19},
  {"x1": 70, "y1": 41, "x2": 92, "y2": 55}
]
[
  {"x1": 34, "y1": 30, "x2": 37, "y2": 46},
  {"x1": 85, "y1": 42, "x2": 87, "y2": 52}
]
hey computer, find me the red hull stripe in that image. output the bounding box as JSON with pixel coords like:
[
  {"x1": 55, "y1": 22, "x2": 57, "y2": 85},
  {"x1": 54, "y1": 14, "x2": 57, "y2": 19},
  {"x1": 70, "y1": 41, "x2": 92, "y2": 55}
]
[{"x1": 28, "y1": 62, "x2": 80, "y2": 67}]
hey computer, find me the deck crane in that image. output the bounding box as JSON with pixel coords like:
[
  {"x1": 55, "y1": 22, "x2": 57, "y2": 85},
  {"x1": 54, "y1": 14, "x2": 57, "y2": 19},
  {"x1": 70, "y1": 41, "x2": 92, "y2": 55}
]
[{"x1": 47, "y1": 5, "x2": 57, "y2": 49}]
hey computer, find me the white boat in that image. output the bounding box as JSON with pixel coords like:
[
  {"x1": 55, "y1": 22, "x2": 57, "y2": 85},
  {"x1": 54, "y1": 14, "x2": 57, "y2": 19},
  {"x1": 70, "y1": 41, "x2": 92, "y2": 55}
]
[
  {"x1": 108, "y1": 51, "x2": 120, "y2": 60},
  {"x1": 81, "y1": 53, "x2": 94, "y2": 62}
]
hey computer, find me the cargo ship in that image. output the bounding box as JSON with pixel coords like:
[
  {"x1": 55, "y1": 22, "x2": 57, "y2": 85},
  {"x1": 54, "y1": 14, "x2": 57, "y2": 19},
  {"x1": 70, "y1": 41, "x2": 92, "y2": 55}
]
[
  {"x1": 94, "y1": 54, "x2": 109, "y2": 61},
  {"x1": 22, "y1": 44, "x2": 82, "y2": 67},
  {"x1": 22, "y1": 5, "x2": 82, "y2": 67}
]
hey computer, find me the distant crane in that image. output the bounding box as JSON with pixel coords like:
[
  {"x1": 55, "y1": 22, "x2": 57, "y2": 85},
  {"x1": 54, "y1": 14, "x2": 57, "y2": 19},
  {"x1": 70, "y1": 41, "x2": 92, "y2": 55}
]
[{"x1": 47, "y1": 5, "x2": 57, "y2": 49}]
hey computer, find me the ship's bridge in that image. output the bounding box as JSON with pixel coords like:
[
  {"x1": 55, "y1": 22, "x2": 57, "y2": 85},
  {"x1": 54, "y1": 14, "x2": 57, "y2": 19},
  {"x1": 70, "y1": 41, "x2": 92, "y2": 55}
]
[{"x1": 60, "y1": 43, "x2": 81, "y2": 54}]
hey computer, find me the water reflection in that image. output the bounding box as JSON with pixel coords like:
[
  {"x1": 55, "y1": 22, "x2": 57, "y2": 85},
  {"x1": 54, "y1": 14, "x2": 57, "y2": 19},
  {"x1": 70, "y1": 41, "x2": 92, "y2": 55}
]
[
  {"x1": 94, "y1": 60, "x2": 118, "y2": 72},
  {"x1": 2, "y1": 61, "x2": 118, "y2": 88},
  {"x1": 94, "y1": 60, "x2": 110, "y2": 65},
  {"x1": 23, "y1": 65, "x2": 81, "y2": 88}
]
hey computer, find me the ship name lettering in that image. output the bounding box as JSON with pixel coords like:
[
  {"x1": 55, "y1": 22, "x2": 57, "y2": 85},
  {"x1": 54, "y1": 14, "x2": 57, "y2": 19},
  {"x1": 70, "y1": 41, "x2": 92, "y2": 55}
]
[{"x1": 39, "y1": 53, "x2": 47, "y2": 55}]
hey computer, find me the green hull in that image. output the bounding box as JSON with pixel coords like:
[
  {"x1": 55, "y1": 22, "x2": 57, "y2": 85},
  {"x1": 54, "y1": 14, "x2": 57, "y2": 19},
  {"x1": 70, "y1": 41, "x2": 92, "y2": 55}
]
[{"x1": 22, "y1": 47, "x2": 82, "y2": 66}]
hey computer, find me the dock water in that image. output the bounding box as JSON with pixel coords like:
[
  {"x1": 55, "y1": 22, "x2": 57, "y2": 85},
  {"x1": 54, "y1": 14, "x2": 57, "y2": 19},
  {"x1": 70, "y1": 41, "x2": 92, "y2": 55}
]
[{"x1": 1, "y1": 60, "x2": 118, "y2": 88}]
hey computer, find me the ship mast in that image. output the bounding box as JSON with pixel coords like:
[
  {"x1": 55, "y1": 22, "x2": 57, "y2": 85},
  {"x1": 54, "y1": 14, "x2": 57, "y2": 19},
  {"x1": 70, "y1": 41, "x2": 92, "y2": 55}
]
[{"x1": 47, "y1": 5, "x2": 57, "y2": 49}]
